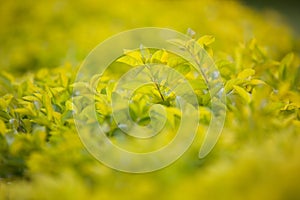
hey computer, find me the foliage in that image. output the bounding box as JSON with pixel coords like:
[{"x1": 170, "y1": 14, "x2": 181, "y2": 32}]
[{"x1": 0, "y1": 0, "x2": 300, "y2": 200}]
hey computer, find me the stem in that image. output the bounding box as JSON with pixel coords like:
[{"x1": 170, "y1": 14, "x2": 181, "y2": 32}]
[
  {"x1": 185, "y1": 42, "x2": 209, "y2": 85},
  {"x1": 145, "y1": 64, "x2": 166, "y2": 102},
  {"x1": 154, "y1": 82, "x2": 165, "y2": 102}
]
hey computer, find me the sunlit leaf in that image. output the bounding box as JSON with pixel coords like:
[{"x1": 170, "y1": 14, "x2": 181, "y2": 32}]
[{"x1": 233, "y1": 85, "x2": 251, "y2": 103}]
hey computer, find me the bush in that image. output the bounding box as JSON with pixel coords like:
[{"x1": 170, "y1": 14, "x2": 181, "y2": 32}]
[{"x1": 0, "y1": 0, "x2": 299, "y2": 199}]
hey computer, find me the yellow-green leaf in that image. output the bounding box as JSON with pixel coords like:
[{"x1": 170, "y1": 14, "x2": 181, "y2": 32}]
[
  {"x1": 249, "y1": 79, "x2": 266, "y2": 85},
  {"x1": 237, "y1": 68, "x2": 255, "y2": 79},
  {"x1": 0, "y1": 119, "x2": 6, "y2": 135},
  {"x1": 233, "y1": 85, "x2": 251, "y2": 103},
  {"x1": 281, "y1": 52, "x2": 294, "y2": 67},
  {"x1": 197, "y1": 35, "x2": 215, "y2": 46}
]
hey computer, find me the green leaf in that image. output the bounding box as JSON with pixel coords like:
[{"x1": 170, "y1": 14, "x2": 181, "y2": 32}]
[
  {"x1": 151, "y1": 50, "x2": 168, "y2": 63},
  {"x1": 204, "y1": 46, "x2": 214, "y2": 57},
  {"x1": 14, "y1": 108, "x2": 35, "y2": 116},
  {"x1": 22, "y1": 96, "x2": 39, "y2": 102},
  {"x1": 197, "y1": 35, "x2": 215, "y2": 46},
  {"x1": 173, "y1": 64, "x2": 191, "y2": 75},
  {"x1": 279, "y1": 52, "x2": 294, "y2": 79},
  {"x1": 117, "y1": 55, "x2": 143, "y2": 66},
  {"x1": 167, "y1": 56, "x2": 187, "y2": 68},
  {"x1": 0, "y1": 119, "x2": 6, "y2": 135},
  {"x1": 281, "y1": 52, "x2": 294, "y2": 67},
  {"x1": 225, "y1": 79, "x2": 237, "y2": 93},
  {"x1": 249, "y1": 79, "x2": 266, "y2": 85},
  {"x1": 0, "y1": 94, "x2": 14, "y2": 110},
  {"x1": 65, "y1": 100, "x2": 77, "y2": 113},
  {"x1": 50, "y1": 87, "x2": 66, "y2": 97},
  {"x1": 233, "y1": 85, "x2": 251, "y2": 103},
  {"x1": 0, "y1": 98, "x2": 7, "y2": 110},
  {"x1": 189, "y1": 79, "x2": 207, "y2": 90},
  {"x1": 43, "y1": 93, "x2": 54, "y2": 120},
  {"x1": 237, "y1": 68, "x2": 255, "y2": 79}
]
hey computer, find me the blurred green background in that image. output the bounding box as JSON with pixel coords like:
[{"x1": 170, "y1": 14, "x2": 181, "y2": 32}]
[
  {"x1": 242, "y1": 0, "x2": 300, "y2": 33},
  {"x1": 0, "y1": 0, "x2": 299, "y2": 200},
  {"x1": 0, "y1": 0, "x2": 298, "y2": 73}
]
